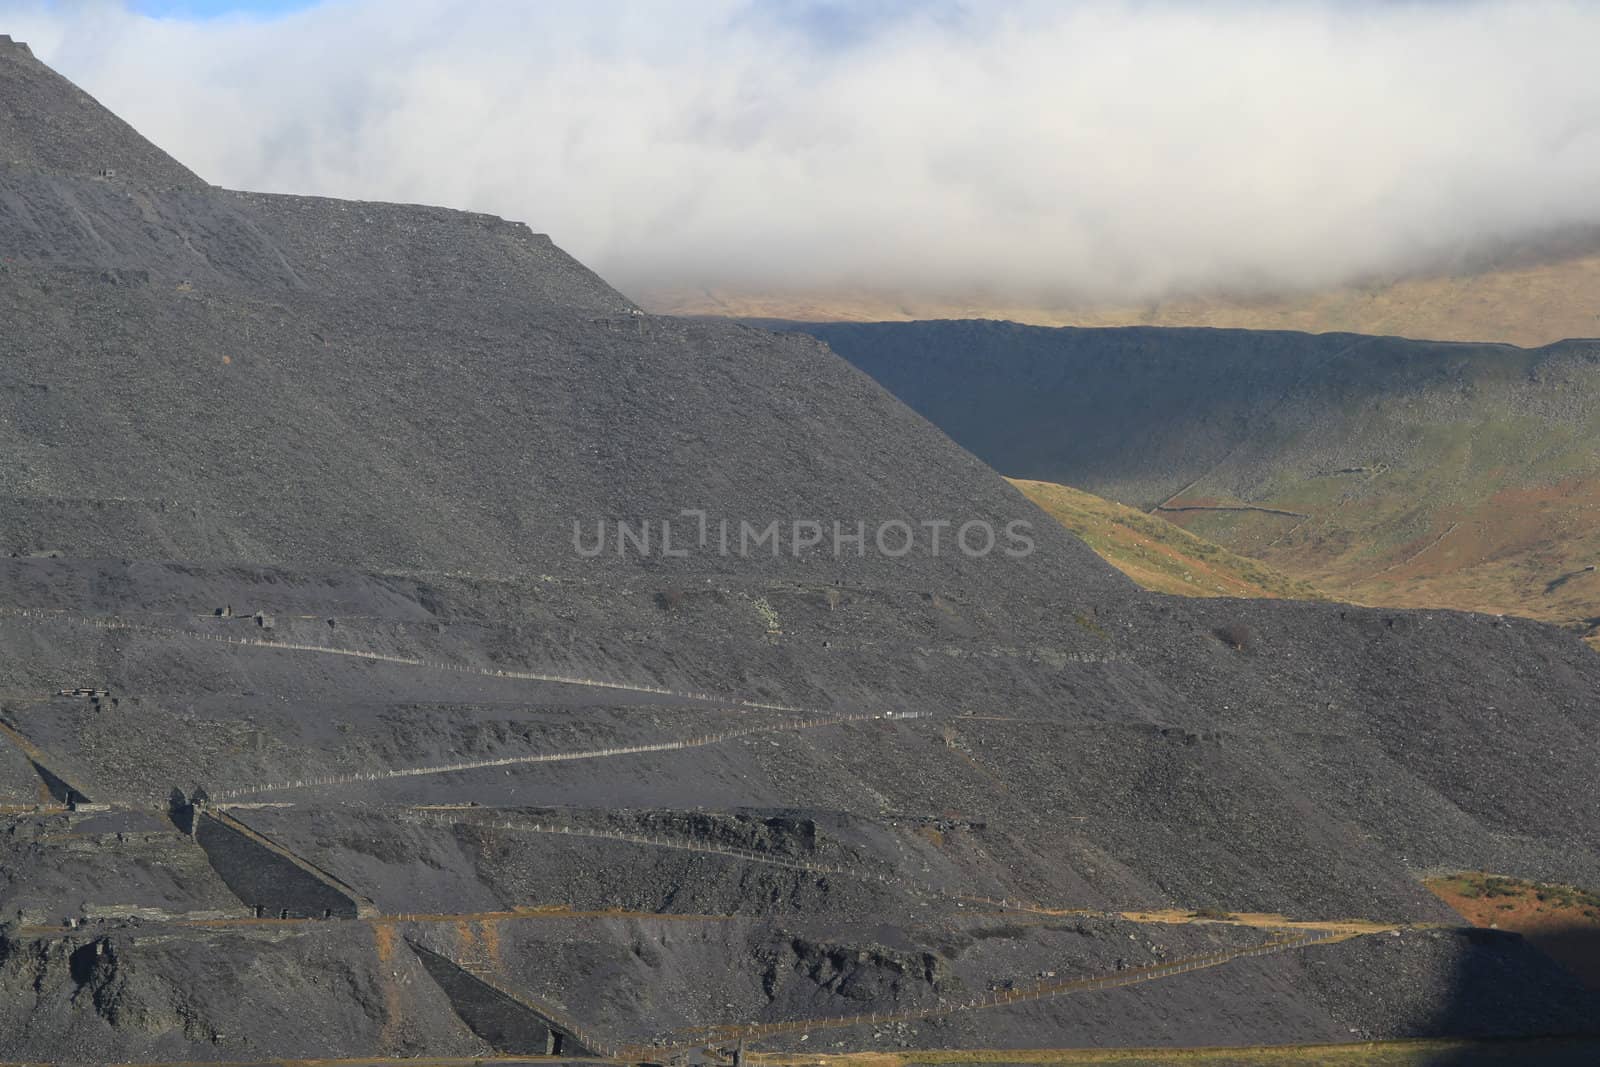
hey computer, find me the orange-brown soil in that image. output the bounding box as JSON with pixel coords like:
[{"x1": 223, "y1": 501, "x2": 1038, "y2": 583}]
[{"x1": 1426, "y1": 873, "x2": 1600, "y2": 992}]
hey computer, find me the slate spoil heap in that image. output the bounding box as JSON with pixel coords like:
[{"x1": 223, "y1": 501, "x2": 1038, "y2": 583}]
[{"x1": 2, "y1": 38, "x2": 1598, "y2": 1064}]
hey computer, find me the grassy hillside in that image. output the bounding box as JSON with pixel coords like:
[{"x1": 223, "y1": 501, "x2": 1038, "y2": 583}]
[
  {"x1": 643, "y1": 250, "x2": 1600, "y2": 347},
  {"x1": 791, "y1": 321, "x2": 1600, "y2": 651},
  {"x1": 1012, "y1": 478, "x2": 1324, "y2": 601},
  {"x1": 1162, "y1": 476, "x2": 1600, "y2": 651}
]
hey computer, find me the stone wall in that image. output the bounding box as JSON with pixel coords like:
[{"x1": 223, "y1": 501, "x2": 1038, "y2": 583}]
[
  {"x1": 193, "y1": 812, "x2": 359, "y2": 919},
  {"x1": 408, "y1": 942, "x2": 584, "y2": 1055}
]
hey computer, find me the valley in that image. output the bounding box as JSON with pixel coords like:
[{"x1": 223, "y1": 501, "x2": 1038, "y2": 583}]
[{"x1": 787, "y1": 321, "x2": 1600, "y2": 650}]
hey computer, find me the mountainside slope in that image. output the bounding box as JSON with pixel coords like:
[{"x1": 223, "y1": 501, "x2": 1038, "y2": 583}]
[
  {"x1": 788, "y1": 320, "x2": 1600, "y2": 645},
  {"x1": 0, "y1": 35, "x2": 200, "y2": 187},
  {"x1": 646, "y1": 241, "x2": 1600, "y2": 347},
  {"x1": 1009, "y1": 479, "x2": 1325, "y2": 600},
  {"x1": 2, "y1": 41, "x2": 1600, "y2": 1063},
  {"x1": 0, "y1": 45, "x2": 1121, "y2": 603}
]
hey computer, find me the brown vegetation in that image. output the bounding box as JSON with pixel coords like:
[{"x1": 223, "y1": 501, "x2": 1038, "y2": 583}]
[
  {"x1": 1012, "y1": 479, "x2": 1325, "y2": 601},
  {"x1": 1427, "y1": 873, "x2": 1600, "y2": 992},
  {"x1": 641, "y1": 250, "x2": 1600, "y2": 347}
]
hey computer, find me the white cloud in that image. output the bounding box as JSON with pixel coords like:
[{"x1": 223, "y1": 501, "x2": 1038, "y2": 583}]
[{"x1": 7, "y1": 0, "x2": 1600, "y2": 303}]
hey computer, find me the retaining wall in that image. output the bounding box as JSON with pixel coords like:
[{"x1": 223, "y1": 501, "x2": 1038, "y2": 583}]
[
  {"x1": 408, "y1": 941, "x2": 594, "y2": 1056},
  {"x1": 193, "y1": 811, "x2": 362, "y2": 919}
]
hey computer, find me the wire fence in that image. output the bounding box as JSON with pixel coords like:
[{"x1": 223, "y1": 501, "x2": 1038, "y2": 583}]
[
  {"x1": 653, "y1": 928, "x2": 1342, "y2": 1052},
  {"x1": 423, "y1": 924, "x2": 1342, "y2": 1060},
  {"x1": 5, "y1": 607, "x2": 938, "y2": 803},
  {"x1": 393, "y1": 810, "x2": 1088, "y2": 918},
  {"x1": 211, "y1": 710, "x2": 927, "y2": 800},
  {"x1": 0, "y1": 606, "x2": 828, "y2": 712},
  {"x1": 2, "y1": 610, "x2": 1355, "y2": 1055}
]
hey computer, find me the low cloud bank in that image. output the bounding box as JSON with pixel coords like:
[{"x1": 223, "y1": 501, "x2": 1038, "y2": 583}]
[{"x1": 11, "y1": 1, "x2": 1600, "y2": 302}]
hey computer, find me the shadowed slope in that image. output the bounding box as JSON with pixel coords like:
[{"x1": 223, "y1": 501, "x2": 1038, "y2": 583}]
[{"x1": 787, "y1": 320, "x2": 1600, "y2": 645}]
